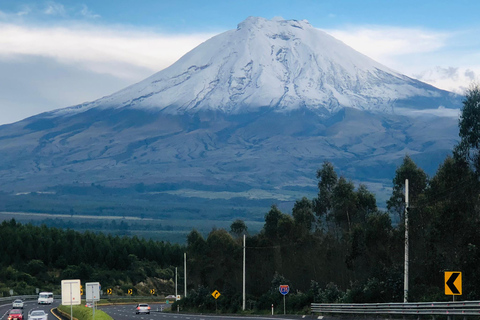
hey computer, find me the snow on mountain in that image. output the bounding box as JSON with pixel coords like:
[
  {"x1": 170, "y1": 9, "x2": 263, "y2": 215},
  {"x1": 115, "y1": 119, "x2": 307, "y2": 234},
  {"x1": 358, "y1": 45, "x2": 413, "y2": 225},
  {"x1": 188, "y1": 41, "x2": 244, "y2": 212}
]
[
  {"x1": 55, "y1": 16, "x2": 454, "y2": 117},
  {"x1": 0, "y1": 16, "x2": 463, "y2": 208}
]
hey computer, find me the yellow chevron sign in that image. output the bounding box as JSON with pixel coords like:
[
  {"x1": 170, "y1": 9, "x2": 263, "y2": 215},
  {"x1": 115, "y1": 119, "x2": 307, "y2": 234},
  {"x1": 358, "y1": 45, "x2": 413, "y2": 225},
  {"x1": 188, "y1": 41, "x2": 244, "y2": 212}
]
[{"x1": 445, "y1": 271, "x2": 462, "y2": 295}]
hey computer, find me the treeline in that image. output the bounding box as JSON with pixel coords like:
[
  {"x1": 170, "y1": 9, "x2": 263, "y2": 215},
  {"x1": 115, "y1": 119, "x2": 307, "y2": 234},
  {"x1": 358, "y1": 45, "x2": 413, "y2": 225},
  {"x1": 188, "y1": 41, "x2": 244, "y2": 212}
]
[
  {"x1": 30, "y1": 218, "x2": 183, "y2": 232},
  {"x1": 0, "y1": 220, "x2": 183, "y2": 296}
]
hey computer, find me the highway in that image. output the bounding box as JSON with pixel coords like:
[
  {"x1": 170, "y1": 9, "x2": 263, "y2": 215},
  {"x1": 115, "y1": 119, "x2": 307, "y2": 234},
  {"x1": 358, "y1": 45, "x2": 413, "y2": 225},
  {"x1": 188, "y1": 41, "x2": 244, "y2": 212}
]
[
  {"x1": 98, "y1": 304, "x2": 308, "y2": 320},
  {"x1": 1, "y1": 300, "x2": 308, "y2": 320},
  {"x1": 0, "y1": 299, "x2": 60, "y2": 320}
]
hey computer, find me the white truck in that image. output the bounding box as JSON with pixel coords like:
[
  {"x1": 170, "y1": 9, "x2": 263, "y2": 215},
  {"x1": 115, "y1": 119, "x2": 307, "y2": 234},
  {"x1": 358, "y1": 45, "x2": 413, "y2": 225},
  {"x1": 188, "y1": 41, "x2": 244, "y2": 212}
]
[{"x1": 37, "y1": 292, "x2": 54, "y2": 304}]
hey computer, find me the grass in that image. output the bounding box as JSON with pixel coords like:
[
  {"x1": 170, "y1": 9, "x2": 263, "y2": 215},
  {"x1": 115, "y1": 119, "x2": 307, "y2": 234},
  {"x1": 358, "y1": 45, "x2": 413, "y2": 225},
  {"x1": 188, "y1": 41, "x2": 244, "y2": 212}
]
[{"x1": 57, "y1": 304, "x2": 112, "y2": 320}]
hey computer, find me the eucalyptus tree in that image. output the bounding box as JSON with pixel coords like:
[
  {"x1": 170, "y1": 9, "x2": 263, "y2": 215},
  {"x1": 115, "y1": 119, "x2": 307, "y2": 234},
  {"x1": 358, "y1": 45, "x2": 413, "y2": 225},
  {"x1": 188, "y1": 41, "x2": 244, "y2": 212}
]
[{"x1": 455, "y1": 84, "x2": 480, "y2": 173}]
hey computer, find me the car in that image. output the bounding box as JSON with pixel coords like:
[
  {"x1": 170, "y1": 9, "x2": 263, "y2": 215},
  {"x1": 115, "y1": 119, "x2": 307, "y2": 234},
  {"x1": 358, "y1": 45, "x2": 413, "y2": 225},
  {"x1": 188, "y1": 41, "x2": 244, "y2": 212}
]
[
  {"x1": 28, "y1": 310, "x2": 48, "y2": 320},
  {"x1": 37, "y1": 292, "x2": 53, "y2": 305},
  {"x1": 85, "y1": 303, "x2": 92, "y2": 308},
  {"x1": 8, "y1": 309, "x2": 24, "y2": 320},
  {"x1": 135, "y1": 304, "x2": 150, "y2": 314},
  {"x1": 12, "y1": 299, "x2": 24, "y2": 309}
]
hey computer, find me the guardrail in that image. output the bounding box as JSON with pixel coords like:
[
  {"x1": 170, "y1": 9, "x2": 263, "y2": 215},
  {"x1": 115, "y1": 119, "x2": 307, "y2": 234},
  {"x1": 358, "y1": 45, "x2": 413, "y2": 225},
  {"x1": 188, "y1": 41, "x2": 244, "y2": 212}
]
[
  {"x1": 0, "y1": 295, "x2": 39, "y2": 303},
  {"x1": 311, "y1": 301, "x2": 480, "y2": 318},
  {"x1": 0, "y1": 295, "x2": 167, "y2": 304}
]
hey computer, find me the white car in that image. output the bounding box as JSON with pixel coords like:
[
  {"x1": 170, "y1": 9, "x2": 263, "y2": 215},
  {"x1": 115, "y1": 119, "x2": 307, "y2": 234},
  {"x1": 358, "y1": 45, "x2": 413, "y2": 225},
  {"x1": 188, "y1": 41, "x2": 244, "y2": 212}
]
[
  {"x1": 12, "y1": 300, "x2": 24, "y2": 309},
  {"x1": 135, "y1": 304, "x2": 150, "y2": 314},
  {"x1": 28, "y1": 310, "x2": 48, "y2": 320}
]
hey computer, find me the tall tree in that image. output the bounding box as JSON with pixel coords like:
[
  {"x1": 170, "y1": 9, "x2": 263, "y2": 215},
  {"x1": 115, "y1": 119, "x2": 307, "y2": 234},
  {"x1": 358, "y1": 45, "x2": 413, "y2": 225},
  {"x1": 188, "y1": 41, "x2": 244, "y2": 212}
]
[
  {"x1": 355, "y1": 184, "x2": 377, "y2": 224},
  {"x1": 230, "y1": 219, "x2": 248, "y2": 238},
  {"x1": 263, "y1": 205, "x2": 283, "y2": 238},
  {"x1": 455, "y1": 84, "x2": 480, "y2": 173},
  {"x1": 387, "y1": 155, "x2": 428, "y2": 221},
  {"x1": 292, "y1": 197, "x2": 315, "y2": 232},
  {"x1": 314, "y1": 162, "x2": 338, "y2": 229},
  {"x1": 332, "y1": 177, "x2": 357, "y2": 233}
]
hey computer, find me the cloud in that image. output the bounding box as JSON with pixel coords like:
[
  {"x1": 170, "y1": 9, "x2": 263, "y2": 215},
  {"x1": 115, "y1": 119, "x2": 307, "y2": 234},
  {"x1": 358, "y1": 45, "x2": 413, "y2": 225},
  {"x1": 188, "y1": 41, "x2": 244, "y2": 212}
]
[
  {"x1": 396, "y1": 106, "x2": 461, "y2": 119},
  {"x1": 0, "y1": 23, "x2": 215, "y2": 80},
  {"x1": 17, "y1": 5, "x2": 31, "y2": 17},
  {"x1": 80, "y1": 5, "x2": 100, "y2": 19},
  {"x1": 323, "y1": 26, "x2": 449, "y2": 64},
  {"x1": 414, "y1": 66, "x2": 459, "y2": 82},
  {"x1": 43, "y1": 2, "x2": 66, "y2": 16},
  {"x1": 324, "y1": 25, "x2": 480, "y2": 93},
  {"x1": 0, "y1": 1, "x2": 100, "y2": 21},
  {"x1": 465, "y1": 69, "x2": 476, "y2": 81},
  {"x1": 0, "y1": 20, "x2": 216, "y2": 125},
  {"x1": 0, "y1": 55, "x2": 135, "y2": 125}
]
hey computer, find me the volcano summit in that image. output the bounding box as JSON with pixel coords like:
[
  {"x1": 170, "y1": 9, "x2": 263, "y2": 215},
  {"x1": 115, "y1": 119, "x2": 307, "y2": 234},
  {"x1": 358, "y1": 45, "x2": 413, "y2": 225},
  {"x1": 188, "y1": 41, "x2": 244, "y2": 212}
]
[
  {"x1": 55, "y1": 16, "x2": 455, "y2": 115},
  {"x1": 0, "y1": 17, "x2": 461, "y2": 205}
]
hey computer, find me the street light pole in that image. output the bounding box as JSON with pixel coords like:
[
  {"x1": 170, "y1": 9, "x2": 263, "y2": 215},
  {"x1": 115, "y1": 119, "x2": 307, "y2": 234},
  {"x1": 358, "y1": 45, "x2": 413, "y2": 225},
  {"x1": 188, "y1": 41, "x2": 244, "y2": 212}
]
[
  {"x1": 404, "y1": 179, "x2": 409, "y2": 303},
  {"x1": 242, "y1": 234, "x2": 246, "y2": 311},
  {"x1": 184, "y1": 253, "x2": 187, "y2": 298}
]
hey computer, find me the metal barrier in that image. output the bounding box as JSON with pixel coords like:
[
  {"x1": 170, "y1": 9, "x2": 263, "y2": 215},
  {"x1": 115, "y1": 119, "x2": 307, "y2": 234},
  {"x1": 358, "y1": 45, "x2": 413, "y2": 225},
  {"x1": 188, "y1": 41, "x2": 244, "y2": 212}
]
[
  {"x1": 311, "y1": 301, "x2": 480, "y2": 318},
  {"x1": 0, "y1": 295, "x2": 39, "y2": 303},
  {"x1": 0, "y1": 295, "x2": 162, "y2": 303}
]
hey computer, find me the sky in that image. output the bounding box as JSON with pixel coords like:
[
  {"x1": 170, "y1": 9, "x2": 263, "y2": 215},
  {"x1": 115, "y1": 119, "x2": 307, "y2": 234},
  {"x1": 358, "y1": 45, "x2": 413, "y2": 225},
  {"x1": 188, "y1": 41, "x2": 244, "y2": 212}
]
[{"x1": 1, "y1": 0, "x2": 479, "y2": 125}]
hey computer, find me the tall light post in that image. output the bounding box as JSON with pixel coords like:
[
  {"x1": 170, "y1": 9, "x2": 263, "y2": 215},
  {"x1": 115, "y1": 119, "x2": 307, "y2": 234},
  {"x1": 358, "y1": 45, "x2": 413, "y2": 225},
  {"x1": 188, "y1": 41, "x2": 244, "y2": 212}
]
[
  {"x1": 242, "y1": 234, "x2": 246, "y2": 311},
  {"x1": 404, "y1": 179, "x2": 409, "y2": 303},
  {"x1": 184, "y1": 253, "x2": 187, "y2": 298}
]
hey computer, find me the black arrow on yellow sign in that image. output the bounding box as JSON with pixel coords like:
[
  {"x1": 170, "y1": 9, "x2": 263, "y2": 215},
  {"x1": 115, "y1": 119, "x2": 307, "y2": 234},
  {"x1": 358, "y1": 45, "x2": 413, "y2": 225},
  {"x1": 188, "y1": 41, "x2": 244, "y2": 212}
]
[{"x1": 445, "y1": 271, "x2": 462, "y2": 295}]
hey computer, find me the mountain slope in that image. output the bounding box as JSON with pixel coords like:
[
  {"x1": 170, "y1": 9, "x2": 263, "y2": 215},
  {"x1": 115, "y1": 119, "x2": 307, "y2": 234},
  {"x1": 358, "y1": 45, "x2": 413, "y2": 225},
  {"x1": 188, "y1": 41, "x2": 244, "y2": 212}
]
[{"x1": 0, "y1": 17, "x2": 461, "y2": 207}]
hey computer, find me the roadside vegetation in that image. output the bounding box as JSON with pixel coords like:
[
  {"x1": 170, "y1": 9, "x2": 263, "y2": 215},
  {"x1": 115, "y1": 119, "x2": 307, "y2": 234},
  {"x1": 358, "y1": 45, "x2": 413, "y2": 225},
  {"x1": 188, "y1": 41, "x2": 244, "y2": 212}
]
[
  {"x1": 1, "y1": 85, "x2": 480, "y2": 313},
  {"x1": 57, "y1": 304, "x2": 112, "y2": 320}
]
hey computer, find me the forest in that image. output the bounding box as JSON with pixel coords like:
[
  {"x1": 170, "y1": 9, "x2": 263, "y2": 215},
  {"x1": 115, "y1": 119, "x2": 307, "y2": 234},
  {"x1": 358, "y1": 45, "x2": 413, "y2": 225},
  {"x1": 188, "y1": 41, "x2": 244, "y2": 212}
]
[{"x1": 1, "y1": 86, "x2": 480, "y2": 313}]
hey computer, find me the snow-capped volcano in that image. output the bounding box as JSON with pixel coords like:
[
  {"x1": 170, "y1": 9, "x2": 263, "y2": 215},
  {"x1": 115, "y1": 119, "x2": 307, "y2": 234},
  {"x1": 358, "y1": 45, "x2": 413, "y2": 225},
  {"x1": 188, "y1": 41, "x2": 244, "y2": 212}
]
[
  {"x1": 58, "y1": 16, "x2": 453, "y2": 116},
  {"x1": 0, "y1": 16, "x2": 461, "y2": 212}
]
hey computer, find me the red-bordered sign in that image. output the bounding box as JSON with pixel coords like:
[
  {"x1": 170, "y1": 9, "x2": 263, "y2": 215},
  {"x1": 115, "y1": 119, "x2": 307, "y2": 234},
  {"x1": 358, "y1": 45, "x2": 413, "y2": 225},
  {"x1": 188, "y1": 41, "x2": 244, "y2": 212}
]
[{"x1": 279, "y1": 285, "x2": 289, "y2": 295}]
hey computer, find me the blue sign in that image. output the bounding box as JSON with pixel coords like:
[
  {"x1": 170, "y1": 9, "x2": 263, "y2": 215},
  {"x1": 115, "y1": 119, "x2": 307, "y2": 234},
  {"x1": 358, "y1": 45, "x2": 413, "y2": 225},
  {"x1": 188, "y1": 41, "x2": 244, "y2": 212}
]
[{"x1": 279, "y1": 285, "x2": 289, "y2": 295}]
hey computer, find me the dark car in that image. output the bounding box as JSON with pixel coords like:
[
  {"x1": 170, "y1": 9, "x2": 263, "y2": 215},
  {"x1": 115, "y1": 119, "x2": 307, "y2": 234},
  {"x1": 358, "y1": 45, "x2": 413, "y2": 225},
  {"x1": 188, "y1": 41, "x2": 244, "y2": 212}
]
[{"x1": 8, "y1": 309, "x2": 24, "y2": 320}]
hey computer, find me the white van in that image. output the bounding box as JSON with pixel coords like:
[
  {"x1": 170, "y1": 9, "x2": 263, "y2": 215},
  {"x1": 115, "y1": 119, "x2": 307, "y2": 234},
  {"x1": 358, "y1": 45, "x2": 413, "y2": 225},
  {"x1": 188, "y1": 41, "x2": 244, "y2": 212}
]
[{"x1": 38, "y1": 292, "x2": 54, "y2": 304}]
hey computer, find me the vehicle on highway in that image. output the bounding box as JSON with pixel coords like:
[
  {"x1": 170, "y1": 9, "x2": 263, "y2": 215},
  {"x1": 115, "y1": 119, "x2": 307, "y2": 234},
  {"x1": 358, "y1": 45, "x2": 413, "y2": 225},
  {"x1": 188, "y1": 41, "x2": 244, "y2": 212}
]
[
  {"x1": 28, "y1": 310, "x2": 48, "y2": 320},
  {"x1": 135, "y1": 303, "x2": 150, "y2": 314},
  {"x1": 37, "y1": 292, "x2": 53, "y2": 304},
  {"x1": 85, "y1": 303, "x2": 92, "y2": 308},
  {"x1": 12, "y1": 299, "x2": 24, "y2": 309},
  {"x1": 8, "y1": 309, "x2": 24, "y2": 320}
]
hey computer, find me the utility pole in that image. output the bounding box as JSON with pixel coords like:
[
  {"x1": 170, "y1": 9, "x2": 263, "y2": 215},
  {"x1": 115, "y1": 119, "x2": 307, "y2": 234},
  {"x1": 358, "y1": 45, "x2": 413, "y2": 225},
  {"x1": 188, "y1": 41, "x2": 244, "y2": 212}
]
[
  {"x1": 184, "y1": 253, "x2": 187, "y2": 298},
  {"x1": 175, "y1": 267, "x2": 178, "y2": 300},
  {"x1": 404, "y1": 179, "x2": 409, "y2": 303},
  {"x1": 242, "y1": 234, "x2": 246, "y2": 311}
]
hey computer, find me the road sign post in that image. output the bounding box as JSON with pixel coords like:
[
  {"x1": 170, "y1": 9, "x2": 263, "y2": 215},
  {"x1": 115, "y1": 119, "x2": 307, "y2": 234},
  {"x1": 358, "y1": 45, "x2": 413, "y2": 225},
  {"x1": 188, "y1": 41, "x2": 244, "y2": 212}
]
[
  {"x1": 445, "y1": 272, "x2": 462, "y2": 298},
  {"x1": 61, "y1": 279, "x2": 81, "y2": 320},
  {"x1": 279, "y1": 285, "x2": 289, "y2": 315},
  {"x1": 86, "y1": 282, "x2": 100, "y2": 320},
  {"x1": 212, "y1": 290, "x2": 221, "y2": 313}
]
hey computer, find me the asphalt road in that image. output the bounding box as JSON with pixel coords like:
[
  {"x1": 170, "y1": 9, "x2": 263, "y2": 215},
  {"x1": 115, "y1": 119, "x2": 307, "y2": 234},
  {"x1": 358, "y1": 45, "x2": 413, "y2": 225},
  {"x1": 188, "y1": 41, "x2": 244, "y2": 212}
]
[
  {"x1": 0, "y1": 299, "x2": 60, "y2": 320},
  {"x1": 99, "y1": 304, "x2": 311, "y2": 320}
]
